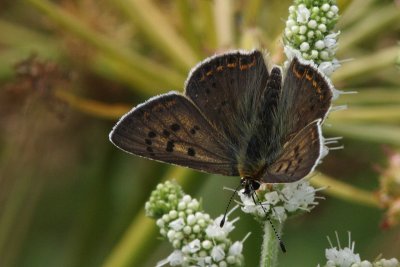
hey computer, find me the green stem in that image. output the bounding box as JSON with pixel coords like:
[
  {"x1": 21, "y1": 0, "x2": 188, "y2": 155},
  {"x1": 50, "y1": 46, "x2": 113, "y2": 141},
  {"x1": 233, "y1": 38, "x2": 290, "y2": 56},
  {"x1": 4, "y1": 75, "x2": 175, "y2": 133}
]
[
  {"x1": 176, "y1": 0, "x2": 202, "y2": 55},
  {"x1": 111, "y1": 0, "x2": 199, "y2": 72},
  {"x1": 260, "y1": 220, "x2": 283, "y2": 267},
  {"x1": 198, "y1": 0, "x2": 218, "y2": 49},
  {"x1": 311, "y1": 174, "x2": 380, "y2": 208},
  {"x1": 338, "y1": 3, "x2": 400, "y2": 52},
  {"x1": 329, "y1": 106, "x2": 400, "y2": 123},
  {"x1": 337, "y1": 0, "x2": 374, "y2": 28},
  {"x1": 27, "y1": 0, "x2": 185, "y2": 90},
  {"x1": 332, "y1": 46, "x2": 399, "y2": 83},
  {"x1": 324, "y1": 122, "x2": 400, "y2": 146},
  {"x1": 242, "y1": 0, "x2": 262, "y2": 27},
  {"x1": 214, "y1": 0, "x2": 234, "y2": 48},
  {"x1": 336, "y1": 87, "x2": 400, "y2": 105}
]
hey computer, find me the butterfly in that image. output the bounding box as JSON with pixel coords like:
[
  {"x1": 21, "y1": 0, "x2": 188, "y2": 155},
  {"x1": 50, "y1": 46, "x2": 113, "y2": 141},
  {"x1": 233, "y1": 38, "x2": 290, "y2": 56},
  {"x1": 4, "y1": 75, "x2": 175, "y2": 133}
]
[{"x1": 109, "y1": 50, "x2": 333, "y2": 194}]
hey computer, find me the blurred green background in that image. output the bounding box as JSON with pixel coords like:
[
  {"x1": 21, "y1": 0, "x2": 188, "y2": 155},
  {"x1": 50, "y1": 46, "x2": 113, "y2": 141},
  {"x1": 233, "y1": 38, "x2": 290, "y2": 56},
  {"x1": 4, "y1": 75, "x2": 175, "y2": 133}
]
[{"x1": 0, "y1": 0, "x2": 399, "y2": 266}]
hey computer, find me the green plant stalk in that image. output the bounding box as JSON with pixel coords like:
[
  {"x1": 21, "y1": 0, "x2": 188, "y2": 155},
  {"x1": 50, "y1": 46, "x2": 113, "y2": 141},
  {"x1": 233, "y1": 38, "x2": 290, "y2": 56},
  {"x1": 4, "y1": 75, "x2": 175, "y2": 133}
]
[
  {"x1": 338, "y1": 3, "x2": 400, "y2": 52},
  {"x1": 111, "y1": 0, "x2": 199, "y2": 72},
  {"x1": 198, "y1": 0, "x2": 218, "y2": 49},
  {"x1": 240, "y1": 28, "x2": 260, "y2": 50},
  {"x1": 335, "y1": 87, "x2": 400, "y2": 105},
  {"x1": 242, "y1": 0, "x2": 262, "y2": 27},
  {"x1": 214, "y1": 0, "x2": 234, "y2": 48},
  {"x1": 27, "y1": 0, "x2": 185, "y2": 90},
  {"x1": 329, "y1": 106, "x2": 400, "y2": 123},
  {"x1": 337, "y1": 0, "x2": 374, "y2": 28},
  {"x1": 102, "y1": 167, "x2": 191, "y2": 267},
  {"x1": 176, "y1": 0, "x2": 202, "y2": 56},
  {"x1": 260, "y1": 221, "x2": 282, "y2": 267},
  {"x1": 311, "y1": 174, "x2": 380, "y2": 208},
  {"x1": 91, "y1": 54, "x2": 166, "y2": 96},
  {"x1": 324, "y1": 122, "x2": 400, "y2": 146},
  {"x1": 332, "y1": 46, "x2": 399, "y2": 83}
]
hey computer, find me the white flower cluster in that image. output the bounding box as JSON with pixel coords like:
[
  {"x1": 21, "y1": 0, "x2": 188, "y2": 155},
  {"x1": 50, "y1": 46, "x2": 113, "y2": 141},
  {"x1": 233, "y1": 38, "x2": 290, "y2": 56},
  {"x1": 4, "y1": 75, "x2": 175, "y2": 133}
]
[
  {"x1": 284, "y1": 0, "x2": 340, "y2": 75},
  {"x1": 238, "y1": 179, "x2": 320, "y2": 222},
  {"x1": 319, "y1": 232, "x2": 399, "y2": 267},
  {"x1": 145, "y1": 181, "x2": 247, "y2": 267}
]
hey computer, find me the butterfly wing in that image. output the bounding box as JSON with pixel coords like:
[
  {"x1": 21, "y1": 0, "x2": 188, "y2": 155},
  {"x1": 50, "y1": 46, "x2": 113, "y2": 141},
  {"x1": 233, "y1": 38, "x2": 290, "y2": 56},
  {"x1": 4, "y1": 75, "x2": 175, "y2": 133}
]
[
  {"x1": 256, "y1": 58, "x2": 333, "y2": 183},
  {"x1": 184, "y1": 50, "x2": 269, "y2": 147},
  {"x1": 109, "y1": 92, "x2": 239, "y2": 176},
  {"x1": 261, "y1": 119, "x2": 322, "y2": 183},
  {"x1": 277, "y1": 57, "x2": 333, "y2": 139}
]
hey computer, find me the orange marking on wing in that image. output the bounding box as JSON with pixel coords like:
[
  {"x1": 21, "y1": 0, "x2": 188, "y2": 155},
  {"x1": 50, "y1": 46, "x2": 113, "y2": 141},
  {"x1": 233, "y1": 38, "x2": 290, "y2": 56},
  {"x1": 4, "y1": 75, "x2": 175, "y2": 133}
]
[
  {"x1": 206, "y1": 70, "x2": 213, "y2": 76},
  {"x1": 239, "y1": 57, "x2": 257, "y2": 70},
  {"x1": 227, "y1": 63, "x2": 237, "y2": 68},
  {"x1": 292, "y1": 64, "x2": 303, "y2": 78},
  {"x1": 216, "y1": 65, "x2": 224, "y2": 72},
  {"x1": 312, "y1": 80, "x2": 317, "y2": 88}
]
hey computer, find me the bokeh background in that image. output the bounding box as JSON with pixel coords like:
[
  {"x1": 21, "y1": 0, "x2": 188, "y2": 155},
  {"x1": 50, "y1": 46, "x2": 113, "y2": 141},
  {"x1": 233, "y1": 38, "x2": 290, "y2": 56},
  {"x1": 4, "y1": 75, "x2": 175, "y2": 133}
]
[{"x1": 1, "y1": 0, "x2": 400, "y2": 266}]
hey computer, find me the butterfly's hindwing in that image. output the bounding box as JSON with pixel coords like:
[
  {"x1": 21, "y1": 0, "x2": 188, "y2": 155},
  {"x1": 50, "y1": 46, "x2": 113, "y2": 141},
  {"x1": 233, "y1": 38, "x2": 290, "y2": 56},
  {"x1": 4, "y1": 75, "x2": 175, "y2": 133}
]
[
  {"x1": 262, "y1": 119, "x2": 322, "y2": 183},
  {"x1": 109, "y1": 92, "x2": 239, "y2": 176}
]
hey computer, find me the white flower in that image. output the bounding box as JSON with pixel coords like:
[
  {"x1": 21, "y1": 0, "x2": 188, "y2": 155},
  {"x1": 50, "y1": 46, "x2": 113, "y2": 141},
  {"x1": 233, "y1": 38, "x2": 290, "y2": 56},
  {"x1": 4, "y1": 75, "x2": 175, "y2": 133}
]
[
  {"x1": 211, "y1": 245, "x2": 225, "y2": 262},
  {"x1": 318, "y1": 60, "x2": 341, "y2": 76},
  {"x1": 205, "y1": 214, "x2": 237, "y2": 239},
  {"x1": 325, "y1": 247, "x2": 361, "y2": 267},
  {"x1": 264, "y1": 191, "x2": 280, "y2": 205},
  {"x1": 324, "y1": 32, "x2": 340, "y2": 49},
  {"x1": 148, "y1": 181, "x2": 246, "y2": 266},
  {"x1": 156, "y1": 250, "x2": 184, "y2": 267},
  {"x1": 183, "y1": 239, "x2": 201, "y2": 253},
  {"x1": 300, "y1": 42, "x2": 310, "y2": 51},
  {"x1": 229, "y1": 241, "x2": 243, "y2": 256},
  {"x1": 297, "y1": 5, "x2": 311, "y2": 23},
  {"x1": 284, "y1": 0, "x2": 341, "y2": 69},
  {"x1": 319, "y1": 232, "x2": 400, "y2": 267},
  {"x1": 169, "y1": 218, "x2": 185, "y2": 231},
  {"x1": 238, "y1": 179, "x2": 319, "y2": 221}
]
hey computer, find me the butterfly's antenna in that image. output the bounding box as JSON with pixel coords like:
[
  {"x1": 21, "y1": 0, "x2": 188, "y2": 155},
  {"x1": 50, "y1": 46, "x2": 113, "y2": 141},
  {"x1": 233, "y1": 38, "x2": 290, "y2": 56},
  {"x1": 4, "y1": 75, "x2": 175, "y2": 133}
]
[
  {"x1": 251, "y1": 192, "x2": 287, "y2": 253},
  {"x1": 220, "y1": 182, "x2": 242, "y2": 227}
]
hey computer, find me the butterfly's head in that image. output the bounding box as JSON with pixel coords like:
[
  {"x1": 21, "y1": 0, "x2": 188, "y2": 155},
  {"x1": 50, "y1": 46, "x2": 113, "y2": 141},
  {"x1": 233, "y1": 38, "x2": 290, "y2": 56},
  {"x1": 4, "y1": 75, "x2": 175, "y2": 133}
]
[{"x1": 241, "y1": 177, "x2": 261, "y2": 196}]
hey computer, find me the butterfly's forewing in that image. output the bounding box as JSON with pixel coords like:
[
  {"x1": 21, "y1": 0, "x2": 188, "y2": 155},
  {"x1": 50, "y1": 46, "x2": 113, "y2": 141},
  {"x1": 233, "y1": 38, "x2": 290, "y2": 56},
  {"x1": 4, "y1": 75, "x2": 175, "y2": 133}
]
[
  {"x1": 184, "y1": 50, "x2": 269, "y2": 147},
  {"x1": 278, "y1": 57, "x2": 333, "y2": 140},
  {"x1": 262, "y1": 119, "x2": 322, "y2": 183},
  {"x1": 109, "y1": 92, "x2": 239, "y2": 176}
]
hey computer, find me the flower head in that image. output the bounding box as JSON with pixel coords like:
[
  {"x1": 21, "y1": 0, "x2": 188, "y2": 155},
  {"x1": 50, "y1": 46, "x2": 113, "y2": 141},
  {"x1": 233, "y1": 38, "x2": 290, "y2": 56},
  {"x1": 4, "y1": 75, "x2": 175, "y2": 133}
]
[
  {"x1": 319, "y1": 232, "x2": 399, "y2": 267},
  {"x1": 238, "y1": 179, "x2": 320, "y2": 223},
  {"x1": 284, "y1": 0, "x2": 340, "y2": 75},
  {"x1": 145, "y1": 181, "x2": 247, "y2": 267}
]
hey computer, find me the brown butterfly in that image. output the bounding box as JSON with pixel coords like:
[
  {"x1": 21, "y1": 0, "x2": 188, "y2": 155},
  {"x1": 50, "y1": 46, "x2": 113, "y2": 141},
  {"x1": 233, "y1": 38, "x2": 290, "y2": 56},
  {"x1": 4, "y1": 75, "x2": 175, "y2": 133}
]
[{"x1": 109, "y1": 50, "x2": 332, "y2": 193}]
